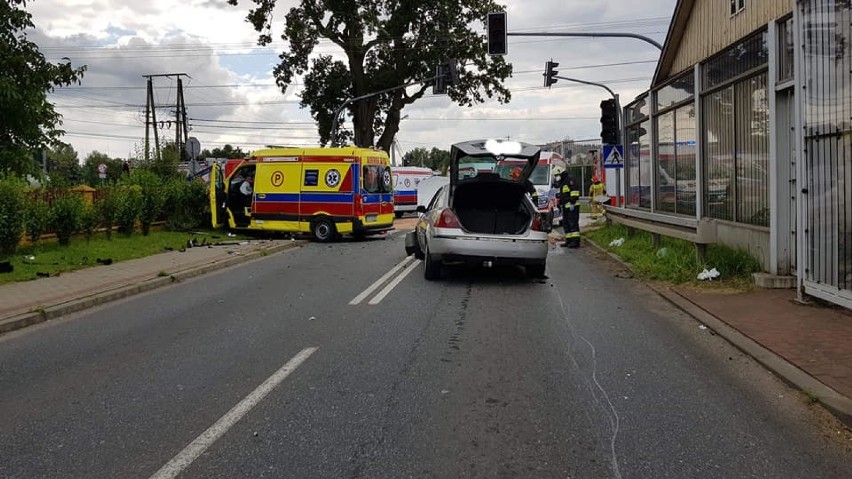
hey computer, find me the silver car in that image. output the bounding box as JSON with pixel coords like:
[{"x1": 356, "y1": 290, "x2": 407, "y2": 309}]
[{"x1": 405, "y1": 140, "x2": 550, "y2": 280}]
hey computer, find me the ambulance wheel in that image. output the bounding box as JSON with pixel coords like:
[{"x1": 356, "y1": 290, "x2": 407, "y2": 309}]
[
  {"x1": 311, "y1": 218, "x2": 336, "y2": 243},
  {"x1": 395, "y1": 211, "x2": 404, "y2": 219}
]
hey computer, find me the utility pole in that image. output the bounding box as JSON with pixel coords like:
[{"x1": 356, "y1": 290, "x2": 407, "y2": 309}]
[{"x1": 143, "y1": 73, "x2": 189, "y2": 163}]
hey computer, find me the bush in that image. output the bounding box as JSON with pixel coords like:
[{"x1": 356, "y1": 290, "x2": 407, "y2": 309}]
[
  {"x1": 127, "y1": 170, "x2": 166, "y2": 236},
  {"x1": 163, "y1": 179, "x2": 208, "y2": 231},
  {"x1": 0, "y1": 178, "x2": 26, "y2": 258},
  {"x1": 114, "y1": 186, "x2": 143, "y2": 235},
  {"x1": 80, "y1": 202, "x2": 100, "y2": 242},
  {"x1": 97, "y1": 191, "x2": 119, "y2": 239},
  {"x1": 24, "y1": 196, "x2": 52, "y2": 246},
  {"x1": 51, "y1": 194, "x2": 85, "y2": 246}
]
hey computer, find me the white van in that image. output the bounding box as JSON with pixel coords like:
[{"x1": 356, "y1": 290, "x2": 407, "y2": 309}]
[{"x1": 392, "y1": 166, "x2": 435, "y2": 217}]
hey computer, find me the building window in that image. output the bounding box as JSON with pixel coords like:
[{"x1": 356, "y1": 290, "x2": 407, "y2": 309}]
[
  {"x1": 703, "y1": 72, "x2": 770, "y2": 226},
  {"x1": 730, "y1": 0, "x2": 745, "y2": 16},
  {"x1": 656, "y1": 105, "x2": 698, "y2": 216},
  {"x1": 777, "y1": 17, "x2": 794, "y2": 83},
  {"x1": 625, "y1": 96, "x2": 651, "y2": 210},
  {"x1": 703, "y1": 31, "x2": 768, "y2": 89},
  {"x1": 657, "y1": 73, "x2": 695, "y2": 110}
]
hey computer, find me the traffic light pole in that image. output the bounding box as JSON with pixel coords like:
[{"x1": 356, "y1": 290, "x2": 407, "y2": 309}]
[
  {"x1": 554, "y1": 74, "x2": 624, "y2": 206},
  {"x1": 507, "y1": 32, "x2": 663, "y2": 51}
]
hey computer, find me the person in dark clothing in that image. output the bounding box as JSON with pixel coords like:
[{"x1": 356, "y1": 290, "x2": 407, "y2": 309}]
[{"x1": 558, "y1": 172, "x2": 581, "y2": 248}]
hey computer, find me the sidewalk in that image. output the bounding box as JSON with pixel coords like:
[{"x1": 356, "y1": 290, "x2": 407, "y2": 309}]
[
  {"x1": 0, "y1": 238, "x2": 303, "y2": 335},
  {"x1": 579, "y1": 214, "x2": 852, "y2": 426}
]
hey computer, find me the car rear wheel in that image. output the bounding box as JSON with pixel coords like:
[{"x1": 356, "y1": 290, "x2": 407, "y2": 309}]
[
  {"x1": 526, "y1": 262, "x2": 546, "y2": 278},
  {"x1": 424, "y1": 244, "x2": 442, "y2": 280},
  {"x1": 311, "y1": 217, "x2": 336, "y2": 243},
  {"x1": 413, "y1": 233, "x2": 425, "y2": 260}
]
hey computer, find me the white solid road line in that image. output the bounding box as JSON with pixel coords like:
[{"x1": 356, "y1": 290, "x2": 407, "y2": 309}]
[
  {"x1": 349, "y1": 255, "x2": 415, "y2": 305},
  {"x1": 148, "y1": 347, "x2": 318, "y2": 479},
  {"x1": 368, "y1": 259, "x2": 422, "y2": 305}
]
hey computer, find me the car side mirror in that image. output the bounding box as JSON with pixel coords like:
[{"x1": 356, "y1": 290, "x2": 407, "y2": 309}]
[{"x1": 416, "y1": 205, "x2": 427, "y2": 214}]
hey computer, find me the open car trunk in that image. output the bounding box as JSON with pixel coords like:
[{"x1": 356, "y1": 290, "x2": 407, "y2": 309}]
[{"x1": 452, "y1": 176, "x2": 532, "y2": 235}]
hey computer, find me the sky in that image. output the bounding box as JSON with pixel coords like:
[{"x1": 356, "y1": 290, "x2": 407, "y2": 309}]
[{"x1": 27, "y1": 0, "x2": 678, "y2": 161}]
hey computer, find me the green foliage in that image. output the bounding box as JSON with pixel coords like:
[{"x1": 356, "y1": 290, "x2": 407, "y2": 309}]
[
  {"x1": 82, "y1": 152, "x2": 127, "y2": 186},
  {"x1": 199, "y1": 144, "x2": 246, "y2": 160},
  {"x1": 0, "y1": 178, "x2": 26, "y2": 257},
  {"x1": 45, "y1": 143, "x2": 82, "y2": 187},
  {"x1": 113, "y1": 186, "x2": 143, "y2": 235},
  {"x1": 50, "y1": 193, "x2": 84, "y2": 246},
  {"x1": 402, "y1": 147, "x2": 450, "y2": 171},
  {"x1": 0, "y1": 0, "x2": 87, "y2": 177},
  {"x1": 79, "y1": 202, "x2": 100, "y2": 242},
  {"x1": 127, "y1": 170, "x2": 166, "y2": 236},
  {"x1": 163, "y1": 179, "x2": 208, "y2": 231},
  {"x1": 229, "y1": 0, "x2": 513, "y2": 150},
  {"x1": 585, "y1": 224, "x2": 761, "y2": 286},
  {"x1": 24, "y1": 196, "x2": 51, "y2": 245},
  {"x1": 137, "y1": 142, "x2": 182, "y2": 180},
  {"x1": 97, "y1": 191, "x2": 119, "y2": 239}
]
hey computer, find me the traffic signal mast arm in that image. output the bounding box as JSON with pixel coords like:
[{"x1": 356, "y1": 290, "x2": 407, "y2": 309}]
[
  {"x1": 330, "y1": 60, "x2": 461, "y2": 146},
  {"x1": 507, "y1": 31, "x2": 663, "y2": 51}
]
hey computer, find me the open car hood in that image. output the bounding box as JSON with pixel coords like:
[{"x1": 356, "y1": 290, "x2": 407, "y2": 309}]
[{"x1": 449, "y1": 140, "x2": 541, "y2": 196}]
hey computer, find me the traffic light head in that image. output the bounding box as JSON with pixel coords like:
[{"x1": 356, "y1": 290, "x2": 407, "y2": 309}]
[
  {"x1": 599, "y1": 99, "x2": 620, "y2": 145},
  {"x1": 487, "y1": 12, "x2": 507, "y2": 55},
  {"x1": 433, "y1": 60, "x2": 460, "y2": 95},
  {"x1": 544, "y1": 60, "x2": 559, "y2": 88}
]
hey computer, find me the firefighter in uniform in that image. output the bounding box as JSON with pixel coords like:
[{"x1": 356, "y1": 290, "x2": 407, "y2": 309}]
[
  {"x1": 588, "y1": 175, "x2": 606, "y2": 220},
  {"x1": 559, "y1": 172, "x2": 581, "y2": 248}
]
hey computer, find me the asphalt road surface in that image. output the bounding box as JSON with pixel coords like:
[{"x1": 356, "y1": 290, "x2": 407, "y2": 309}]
[{"x1": 1, "y1": 231, "x2": 850, "y2": 478}]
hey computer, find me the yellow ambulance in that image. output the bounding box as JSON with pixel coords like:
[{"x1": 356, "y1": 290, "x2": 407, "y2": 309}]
[{"x1": 209, "y1": 147, "x2": 395, "y2": 241}]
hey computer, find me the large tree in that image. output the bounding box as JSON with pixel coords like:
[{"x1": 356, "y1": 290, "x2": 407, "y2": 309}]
[
  {"x1": 45, "y1": 142, "x2": 82, "y2": 186},
  {"x1": 0, "y1": 0, "x2": 86, "y2": 177},
  {"x1": 402, "y1": 146, "x2": 450, "y2": 172},
  {"x1": 229, "y1": 0, "x2": 512, "y2": 151}
]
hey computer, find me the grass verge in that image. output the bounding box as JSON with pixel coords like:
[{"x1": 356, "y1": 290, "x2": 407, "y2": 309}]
[
  {"x1": 0, "y1": 229, "x2": 247, "y2": 285},
  {"x1": 585, "y1": 224, "x2": 762, "y2": 288}
]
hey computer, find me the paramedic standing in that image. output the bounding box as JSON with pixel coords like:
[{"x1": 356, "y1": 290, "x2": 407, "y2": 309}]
[
  {"x1": 559, "y1": 172, "x2": 581, "y2": 248},
  {"x1": 240, "y1": 170, "x2": 254, "y2": 196},
  {"x1": 588, "y1": 175, "x2": 606, "y2": 220}
]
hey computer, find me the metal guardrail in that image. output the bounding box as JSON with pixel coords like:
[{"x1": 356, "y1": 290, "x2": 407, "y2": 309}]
[{"x1": 605, "y1": 206, "x2": 717, "y2": 245}]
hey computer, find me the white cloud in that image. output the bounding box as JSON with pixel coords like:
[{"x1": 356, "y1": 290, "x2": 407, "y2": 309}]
[{"x1": 26, "y1": 0, "x2": 676, "y2": 159}]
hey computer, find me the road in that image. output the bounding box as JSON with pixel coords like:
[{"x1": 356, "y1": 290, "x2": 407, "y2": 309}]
[{"x1": 0, "y1": 230, "x2": 850, "y2": 478}]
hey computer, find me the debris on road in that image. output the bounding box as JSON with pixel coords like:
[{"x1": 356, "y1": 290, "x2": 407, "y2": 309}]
[{"x1": 609, "y1": 237, "x2": 625, "y2": 247}]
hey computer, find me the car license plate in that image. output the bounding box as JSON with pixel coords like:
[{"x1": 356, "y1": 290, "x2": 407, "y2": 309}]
[{"x1": 366, "y1": 214, "x2": 378, "y2": 223}]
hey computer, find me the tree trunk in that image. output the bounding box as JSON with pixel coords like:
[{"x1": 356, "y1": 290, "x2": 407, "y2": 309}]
[
  {"x1": 346, "y1": 44, "x2": 376, "y2": 148},
  {"x1": 377, "y1": 92, "x2": 404, "y2": 152}
]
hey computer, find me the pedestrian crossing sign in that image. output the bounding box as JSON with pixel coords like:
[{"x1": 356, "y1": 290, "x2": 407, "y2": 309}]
[{"x1": 602, "y1": 145, "x2": 624, "y2": 169}]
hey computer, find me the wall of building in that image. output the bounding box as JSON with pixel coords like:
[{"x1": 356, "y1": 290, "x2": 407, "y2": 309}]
[
  {"x1": 716, "y1": 222, "x2": 771, "y2": 270},
  {"x1": 669, "y1": 0, "x2": 793, "y2": 76}
]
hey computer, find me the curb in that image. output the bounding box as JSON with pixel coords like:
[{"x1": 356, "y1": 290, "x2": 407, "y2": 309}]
[
  {"x1": 582, "y1": 236, "x2": 852, "y2": 427},
  {"x1": 0, "y1": 241, "x2": 304, "y2": 336}
]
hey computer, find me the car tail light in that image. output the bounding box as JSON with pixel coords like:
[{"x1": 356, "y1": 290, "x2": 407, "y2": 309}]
[{"x1": 435, "y1": 208, "x2": 461, "y2": 228}]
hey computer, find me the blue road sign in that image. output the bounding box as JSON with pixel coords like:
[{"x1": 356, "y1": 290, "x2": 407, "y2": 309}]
[{"x1": 602, "y1": 145, "x2": 624, "y2": 169}]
